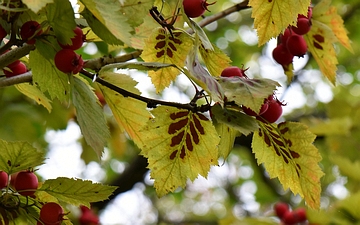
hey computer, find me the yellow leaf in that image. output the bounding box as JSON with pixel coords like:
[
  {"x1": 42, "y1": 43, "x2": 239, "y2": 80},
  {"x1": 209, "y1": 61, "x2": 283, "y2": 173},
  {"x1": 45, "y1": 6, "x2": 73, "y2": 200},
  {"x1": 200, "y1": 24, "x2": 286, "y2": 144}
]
[
  {"x1": 139, "y1": 107, "x2": 220, "y2": 196},
  {"x1": 199, "y1": 44, "x2": 232, "y2": 77},
  {"x1": 252, "y1": 122, "x2": 324, "y2": 209},
  {"x1": 99, "y1": 71, "x2": 152, "y2": 147},
  {"x1": 15, "y1": 83, "x2": 52, "y2": 112},
  {"x1": 140, "y1": 28, "x2": 193, "y2": 93},
  {"x1": 248, "y1": 0, "x2": 310, "y2": 46}
]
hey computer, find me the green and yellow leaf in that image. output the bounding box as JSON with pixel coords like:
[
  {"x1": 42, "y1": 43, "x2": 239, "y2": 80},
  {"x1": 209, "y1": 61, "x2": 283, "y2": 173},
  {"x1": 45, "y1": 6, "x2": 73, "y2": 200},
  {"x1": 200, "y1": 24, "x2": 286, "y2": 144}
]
[
  {"x1": 199, "y1": 43, "x2": 232, "y2": 77},
  {"x1": 15, "y1": 83, "x2": 52, "y2": 112},
  {"x1": 252, "y1": 122, "x2": 324, "y2": 209},
  {"x1": 38, "y1": 177, "x2": 117, "y2": 208},
  {"x1": 99, "y1": 71, "x2": 152, "y2": 147},
  {"x1": 139, "y1": 106, "x2": 220, "y2": 197},
  {"x1": 248, "y1": 0, "x2": 310, "y2": 45},
  {"x1": 0, "y1": 139, "x2": 45, "y2": 175},
  {"x1": 141, "y1": 28, "x2": 193, "y2": 92},
  {"x1": 23, "y1": 0, "x2": 53, "y2": 13}
]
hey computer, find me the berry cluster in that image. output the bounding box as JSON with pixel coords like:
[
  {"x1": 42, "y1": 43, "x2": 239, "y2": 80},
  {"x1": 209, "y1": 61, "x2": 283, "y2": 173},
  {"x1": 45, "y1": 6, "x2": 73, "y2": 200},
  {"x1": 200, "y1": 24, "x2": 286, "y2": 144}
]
[
  {"x1": 54, "y1": 26, "x2": 85, "y2": 74},
  {"x1": 79, "y1": 205, "x2": 100, "y2": 225},
  {"x1": 221, "y1": 66, "x2": 285, "y2": 123},
  {"x1": 272, "y1": 7, "x2": 313, "y2": 66},
  {"x1": 183, "y1": 0, "x2": 215, "y2": 18},
  {"x1": 274, "y1": 202, "x2": 307, "y2": 225}
]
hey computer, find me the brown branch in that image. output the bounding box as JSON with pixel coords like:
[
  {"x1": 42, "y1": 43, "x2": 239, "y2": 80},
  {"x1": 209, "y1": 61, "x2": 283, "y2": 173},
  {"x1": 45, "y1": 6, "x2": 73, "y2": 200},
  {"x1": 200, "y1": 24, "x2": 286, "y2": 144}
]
[{"x1": 0, "y1": 72, "x2": 32, "y2": 87}]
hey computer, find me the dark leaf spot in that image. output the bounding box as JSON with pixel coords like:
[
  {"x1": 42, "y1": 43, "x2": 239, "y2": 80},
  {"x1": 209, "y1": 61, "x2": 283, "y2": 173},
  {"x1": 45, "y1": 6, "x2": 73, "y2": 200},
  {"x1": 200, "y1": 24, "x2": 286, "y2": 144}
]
[
  {"x1": 170, "y1": 150, "x2": 178, "y2": 160},
  {"x1": 193, "y1": 116, "x2": 205, "y2": 135},
  {"x1": 190, "y1": 122, "x2": 199, "y2": 144},
  {"x1": 168, "y1": 42, "x2": 177, "y2": 51},
  {"x1": 170, "y1": 111, "x2": 189, "y2": 120},
  {"x1": 155, "y1": 41, "x2": 166, "y2": 49},
  {"x1": 313, "y1": 41, "x2": 323, "y2": 50},
  {"x1": 168, "y1": 118, "x2": 188, "y2": 134},
  {"x1": 186, "y1": 133, "x2": 193, "y2": 151},
  {"x1": 7, "y1": 160, "x2": 11, "y2": 166},
  {"x1": 313, "y1": 34, "x2": 325, "y2": 43},
  {"x1": 180, "y1": 146, "x2": 186, "y2": 159},
  {"x1": 156, "y1": 50, "x2": 165, "y2": 58},
  {"x1": 290, "y1": 150, "x2": 300, "y2": 158},
  {"x1": 170, "y1": 130, "x2": 185, "y2": 146},
  {"x1": 166, "y1": 48, "x2": 173, "y2": 57}
]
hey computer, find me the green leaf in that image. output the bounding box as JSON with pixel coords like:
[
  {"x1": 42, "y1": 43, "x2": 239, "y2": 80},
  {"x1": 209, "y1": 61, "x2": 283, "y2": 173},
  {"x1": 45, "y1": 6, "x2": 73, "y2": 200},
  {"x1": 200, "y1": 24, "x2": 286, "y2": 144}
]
[
  {"x1": 252, "y1": 122, "x2": 324, "y2": 209},
  {"x1": 211, "y1": 118, "x2": 239, "y2": 160},
  {"x1": 210, "y1": 103, "x2": 259, "y2": 136},
  {"x1": 15, "y1": 83, "x2": 52, "y2": 113},
  {"x1": 81, "y1": 8, "x2": 124, "y2": 45},
  {"x1": 330, "y1": 155, "x2": 360, "y2": 182},
  {"x1": 0, "y1": 139, "x2": 45, "y2": 174},
  {"x1": 38, "y1": 177, "x2": 117, "y2": 207},
  {"x1": 303, "y1": 117, "x2": 352, "y2": 136},
  {"x1": 71, "y1": 76, "x2": 110, "y2": 157},
  {"x1": 199, "y1": 44, "x2": 232, "y2": 77},
  {"x1": 337, "y1": 191, "x2": 360, "y2": 220},
  {"x1": 118, "y1": 0, "x2": 155, "y2": 27},
  {"x1": 22, "y1": 0, "x2": 53, "y2": 13},
  {"x1": 80, "y1": 0, "x2": 133, "y2": 46},
  {"x1": 30, "y1": 41, "x2": 70, "y2": 102},
  {"x1": 46, "y1": 0, "x2": 77, "y2": 45},
  {"x1": 100, "y1": 61, "x2": 177, "y2": 73},
  {"x1": 138, "y1": 106, "x2": 220, "y2": 197},
  {"x1": 98, "y1": 71, "x2": 151, "y2": 147},
  {"x1": 218, "y1": 76, "x2": 279, "y2": 113}
]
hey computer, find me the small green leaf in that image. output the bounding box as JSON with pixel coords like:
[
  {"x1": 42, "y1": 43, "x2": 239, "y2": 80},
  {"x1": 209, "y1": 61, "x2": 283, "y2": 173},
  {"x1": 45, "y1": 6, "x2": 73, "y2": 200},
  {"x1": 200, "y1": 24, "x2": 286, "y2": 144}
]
[
  {"x1": 30, "y1": 41, "x2": 70, "y2": 102},
  {"x1": 71, "y1": 76, "x2": 110, "y2": 157},
  {"x1": 15, "y1": 83, "x2": 52, "y2": 112},
  {"x1": 22, "y1": 0, "x2": 53, "y2": 13},
  {"x1": 0, "y1": 139, "x2": 45, "y2": 174},
  {"x1": 46, "y1": 0, "x2": 77, "y2": 45},
  {"x1": 38, "y1": 177, "x2": 117, "y2": 207}
]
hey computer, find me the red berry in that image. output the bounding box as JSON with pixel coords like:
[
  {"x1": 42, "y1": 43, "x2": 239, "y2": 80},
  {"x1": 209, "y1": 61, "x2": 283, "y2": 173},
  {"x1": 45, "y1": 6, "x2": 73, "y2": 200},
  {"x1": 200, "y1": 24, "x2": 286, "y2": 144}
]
[
  {"x1": 0, "y1": 171, "x2": 8, "y2": 189},
  {"x1": 293, "y1": 208, "x2": 307, "y2": 222},
  {"x1": 58, "y1": 27, "x2": 84, "y2": 50},
  {"x1": 3, "y1": 62, "x2": 27, "y2": 78},
  {"x1": 14, "y1": 171, "x2": 38, "y2": 196},
  {"x1": 20, "y1": 21, "x2": 42, "y2": 44},
  {"x1": 286, "y1": 34, "x2": 308, "y2": 57},
  {"x1": 39, "y1": 202, "x2": 64, "y2": 225},
  {"x1": 256, "y1": 96, "x2": 283, "y2": 123},
  {"x1": 274, "y1": 202, "x2": 290, "y2": 219},
  {"x1": 54, "y1": 49, "x2": 83, "y2": 74},
  {"x1": 272, "y1": 44, "x2": 294, "y2": 65},
  {"x1": 79, "y1": 206, "x2": 100, "y2": 225},
  {"x1": 291, "y1": 17, "x2": 311, "y2": 35},
  {"x1": 221, "y1": 66, "x2": 248, "y2": 78},
  {"x1": 282, "y1": 211, "x2": 297, "y2": 225},
  {"x1": 0, "y1": 25, "x2": 7, "y2": 40},
  {"x1": 183, "y1": 0, "x2": 215, "y2": 18},
  {"x1": 280, "y1": 28, "x2": 292, "y2": 46}
]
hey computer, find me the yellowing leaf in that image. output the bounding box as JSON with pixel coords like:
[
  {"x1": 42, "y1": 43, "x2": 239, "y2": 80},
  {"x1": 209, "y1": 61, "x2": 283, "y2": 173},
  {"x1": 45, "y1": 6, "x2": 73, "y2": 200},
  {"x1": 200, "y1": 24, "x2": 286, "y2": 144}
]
[
  {"x1": 99, "y1": 71, "x2": 151, "y2": 147},
  {"x1": 15, "y1": 83, "x2": 52, "y2": 112},
  {"x1": 38, "y1": 177, "x2": 117, "y2": 208},
  {"x1": 199, "y1": 44, "x2": 232, "y2": 77},
  {"x1": 252, "y1": 122, "x2": 324, "y2": 209},
  {"x1": 141, "y1": 28, "x2": 193, "y2": 92},
  {"x1": 248, "y1": 0, "x2": 310, "y2": 45},
  {"x1": 23, "y1": 0, "x2": 53, "y2": 13},
  {"x1": 139, "y1": 107, "x2": 220, "y2": 196}
]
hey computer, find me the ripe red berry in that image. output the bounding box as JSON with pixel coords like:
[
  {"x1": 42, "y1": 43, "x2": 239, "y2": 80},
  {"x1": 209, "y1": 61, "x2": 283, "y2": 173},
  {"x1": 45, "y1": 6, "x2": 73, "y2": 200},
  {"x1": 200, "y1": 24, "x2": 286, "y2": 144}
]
[
  {"x1": 280, "y1": 28, "x2": 292, "y2": 46},
  {"x1": 256, "y1": 96, "x2": 283, "y2": 123},
  {"x1": 183, "y1": 0, "x2": 215, "y2": 18},
  {"x1": 20, "y1": 21, "x2": 42, "y2": 44},
  {"x1": 79, "y1": 206, "x2": 100, "y2": 225},
  {"x1": 0, "y1": 25, "x2": 7, "y2": 40},
  {"x1": 221, "y1": 66, "x2": 248, "y2": 78},
  {"x1": 3, "y1": 62, "x2": 27, "y2": 78},
  {"x1": 286, "y1": 34, "x2": 308, "y2": 57},
  {"x1": 58, "y1": 27, "x2": 84, "y2": 50},
  {"x1": 274, "y1": 202, "x2": 290, "y2": 219},
  {"x1": 282, "y1": 211, "x2": 297, "y2": 225},
  {"x1": 0, "y1": 171, "x2": 8, "y2": 189},
  {"x1": 272, "y1": 44, "x2": 294, "y2": 65},
  {"x1": 293, "y1": 208, "x2": 307, "y2": 223},
  {"x1": 39, "y1": 202, "x2": 64, "y2": 225},
  {"x1": 291, "y1": 17, "x2": 311, "y2": 35},
  {"x1": 14, "y1": 171, "x2": 38, "y2": 196},
  {"x1": 54, "y1": 49, "x2": 84, "y2": 74}
]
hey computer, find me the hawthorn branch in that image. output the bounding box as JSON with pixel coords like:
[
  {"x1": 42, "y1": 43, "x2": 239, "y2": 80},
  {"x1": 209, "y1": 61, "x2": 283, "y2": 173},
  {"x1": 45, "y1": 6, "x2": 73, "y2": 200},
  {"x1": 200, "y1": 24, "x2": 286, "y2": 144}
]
[
  {"x1": 80, "y1": 69, "x2": 211, "y2": 112},
  {"x1": 0, "y1": 71, "x2": 32, "y2": 87}
]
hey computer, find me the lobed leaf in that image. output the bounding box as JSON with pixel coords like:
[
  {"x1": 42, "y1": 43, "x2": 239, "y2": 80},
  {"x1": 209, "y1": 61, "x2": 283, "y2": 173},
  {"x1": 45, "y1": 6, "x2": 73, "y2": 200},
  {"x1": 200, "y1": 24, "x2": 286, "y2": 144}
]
[
  {"x1": 138, "y1": 106, "x2": 220, "y2": 197},
  {"x1": 71, "y1": 76, "x2": 110, "y2": 157},
  {"x1": 248, "y1": 0, "x2": 311, "y2": 45},
  {"x1": 23, "y1": 0, "x2": 53, "y2": 13},
  {"x1": 141, "y1": 28, "x2": 193, "y2": 92},
  {"x1": 252, "y1": 122, "x2": 324, "y2": 209},
  {"x1": 0, "y1": 139, "x2": 45, "y2": 174},
  {"x1": 38, "y1": 177, "x2": 117, "y2": 208},
  {"x1": 199, "y1": 43, "x2": 232, "y2": 77}
]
